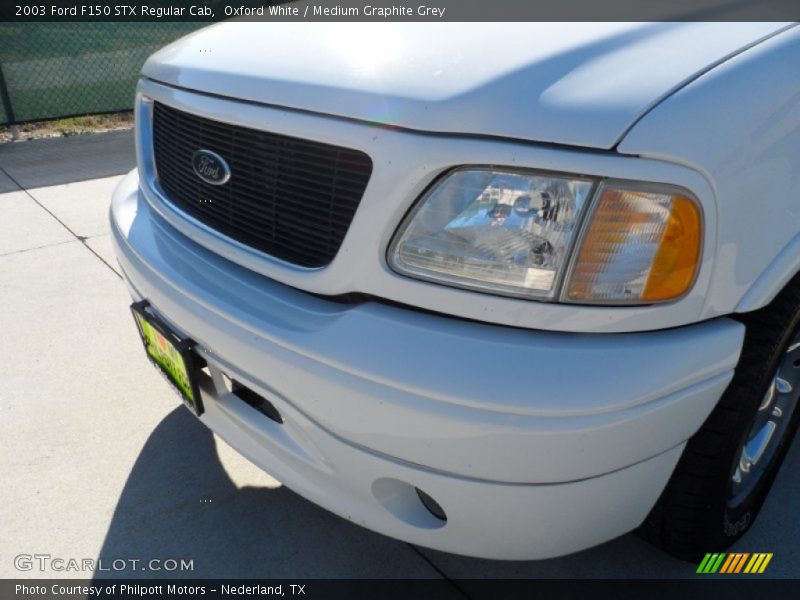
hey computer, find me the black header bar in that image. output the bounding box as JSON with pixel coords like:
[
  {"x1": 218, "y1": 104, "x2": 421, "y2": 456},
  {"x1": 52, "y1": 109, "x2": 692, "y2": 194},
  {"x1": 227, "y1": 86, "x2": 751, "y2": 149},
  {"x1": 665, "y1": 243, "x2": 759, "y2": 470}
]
[{"x1": 4, "y1": 0, "x2": 800, "y2": 22}]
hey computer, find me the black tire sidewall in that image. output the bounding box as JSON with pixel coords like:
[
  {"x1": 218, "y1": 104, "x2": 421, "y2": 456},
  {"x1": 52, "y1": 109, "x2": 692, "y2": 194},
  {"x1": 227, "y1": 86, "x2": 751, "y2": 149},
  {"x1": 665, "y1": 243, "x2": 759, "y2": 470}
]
[{"x1": 711, "y1": 302, "x2": 800, "y2": 548}]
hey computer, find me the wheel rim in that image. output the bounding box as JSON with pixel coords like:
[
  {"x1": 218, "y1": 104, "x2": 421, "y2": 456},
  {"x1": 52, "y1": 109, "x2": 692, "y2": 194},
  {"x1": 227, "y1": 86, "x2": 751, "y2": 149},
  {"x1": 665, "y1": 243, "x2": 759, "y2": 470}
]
[{"x1": 729, "y1": 335, "x2": 800, "y2": 505}]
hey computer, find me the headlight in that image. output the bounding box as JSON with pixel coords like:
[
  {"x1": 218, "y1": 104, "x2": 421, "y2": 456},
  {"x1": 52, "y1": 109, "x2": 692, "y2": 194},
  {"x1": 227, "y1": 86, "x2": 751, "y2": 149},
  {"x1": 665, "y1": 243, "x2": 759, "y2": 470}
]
[
  {"x1": 388, "y1": 168, "x2": 595, "y2": 299},
  {"x1": 388, "y1": 169, "x2": 702, "y2": 305}
]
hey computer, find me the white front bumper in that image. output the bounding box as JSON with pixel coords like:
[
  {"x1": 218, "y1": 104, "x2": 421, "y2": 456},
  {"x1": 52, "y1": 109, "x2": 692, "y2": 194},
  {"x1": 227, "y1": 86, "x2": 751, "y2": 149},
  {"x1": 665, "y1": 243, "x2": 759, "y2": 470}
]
[{"x1": 111, "y1": 170, "x2": 744, "y2": 559}]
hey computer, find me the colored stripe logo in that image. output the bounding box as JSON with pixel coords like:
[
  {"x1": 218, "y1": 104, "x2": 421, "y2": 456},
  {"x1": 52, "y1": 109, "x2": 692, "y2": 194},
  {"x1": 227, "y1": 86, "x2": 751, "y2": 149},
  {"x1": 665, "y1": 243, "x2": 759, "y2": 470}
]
[{"x1": 696, "y1": 552, "x2": 773, "y2": 574}]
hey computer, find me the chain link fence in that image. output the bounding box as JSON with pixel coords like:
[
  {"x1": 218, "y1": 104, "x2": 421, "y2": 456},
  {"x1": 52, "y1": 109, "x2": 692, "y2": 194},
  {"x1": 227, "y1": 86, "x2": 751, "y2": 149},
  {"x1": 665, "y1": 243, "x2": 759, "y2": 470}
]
[{"x1": 0, "y1": 23, "x2": 205, "y2": 125}]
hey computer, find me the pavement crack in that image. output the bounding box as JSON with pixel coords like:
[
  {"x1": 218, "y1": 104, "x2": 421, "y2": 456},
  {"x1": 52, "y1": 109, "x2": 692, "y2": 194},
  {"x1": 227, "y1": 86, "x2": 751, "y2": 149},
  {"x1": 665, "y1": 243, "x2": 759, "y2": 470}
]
[
  {"x1": 406, "y1": 544, "x2": 473, "y2": 598},
  {"x1": 0, "y1": 164, "x2": 121, "y2": 279},
  {"x1": 0, "y1": 238, "x2": 76, "y2": 257}
]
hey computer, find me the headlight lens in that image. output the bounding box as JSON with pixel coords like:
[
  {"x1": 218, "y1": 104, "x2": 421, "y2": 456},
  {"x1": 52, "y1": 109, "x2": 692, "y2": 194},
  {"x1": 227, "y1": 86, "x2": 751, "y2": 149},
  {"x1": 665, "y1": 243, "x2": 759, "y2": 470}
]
[
  {"x1": 388, "y1": 169, "x2": 595, "y2": 298},
  {"x1": 388, "y1": 169, "x2": 702, "y2": 305}
]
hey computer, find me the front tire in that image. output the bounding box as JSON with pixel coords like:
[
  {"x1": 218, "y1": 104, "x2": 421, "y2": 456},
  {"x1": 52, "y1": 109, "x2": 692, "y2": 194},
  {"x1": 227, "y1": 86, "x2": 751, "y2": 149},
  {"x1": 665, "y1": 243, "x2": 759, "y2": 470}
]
[{"x1": 641, "y1": 278, "x2": 800, "y2": 561}]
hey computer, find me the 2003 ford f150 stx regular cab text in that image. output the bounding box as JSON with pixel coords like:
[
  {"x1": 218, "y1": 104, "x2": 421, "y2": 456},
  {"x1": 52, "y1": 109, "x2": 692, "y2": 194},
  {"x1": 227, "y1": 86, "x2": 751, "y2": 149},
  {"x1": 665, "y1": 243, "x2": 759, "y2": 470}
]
[{"x1": 111, "y1": 22, "x2": 800, "y2": 561}]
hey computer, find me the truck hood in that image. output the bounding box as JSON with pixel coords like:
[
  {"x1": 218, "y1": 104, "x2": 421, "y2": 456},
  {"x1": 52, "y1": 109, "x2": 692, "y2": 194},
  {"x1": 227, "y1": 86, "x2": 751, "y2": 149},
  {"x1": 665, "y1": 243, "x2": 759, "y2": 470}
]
[{"x1": 143, "y1": 22, "x2": 790, "y2": 149}]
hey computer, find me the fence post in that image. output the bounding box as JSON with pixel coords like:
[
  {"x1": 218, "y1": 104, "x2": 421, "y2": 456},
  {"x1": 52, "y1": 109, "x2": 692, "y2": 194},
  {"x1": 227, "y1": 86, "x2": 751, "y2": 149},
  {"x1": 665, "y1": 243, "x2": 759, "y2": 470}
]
[{"x1": 0, "y1": 61, "x2": 18, "y2": 138}]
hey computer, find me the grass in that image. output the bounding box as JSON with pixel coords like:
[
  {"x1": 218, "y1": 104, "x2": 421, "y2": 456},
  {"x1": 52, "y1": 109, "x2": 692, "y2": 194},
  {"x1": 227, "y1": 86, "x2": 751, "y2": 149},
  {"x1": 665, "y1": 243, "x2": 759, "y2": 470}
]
[{"x1": 0, "y1": 112, "x2": 134, "y2": 143}]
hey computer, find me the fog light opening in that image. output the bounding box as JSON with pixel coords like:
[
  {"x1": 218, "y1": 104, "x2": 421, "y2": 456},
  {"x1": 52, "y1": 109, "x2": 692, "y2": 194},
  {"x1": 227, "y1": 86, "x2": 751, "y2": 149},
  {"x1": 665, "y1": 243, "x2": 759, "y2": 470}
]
[
  {"x1": 416, "y1": 487, "x2": 447, "y2": 522},
  {"x1": 371, "y1": 478, "x2": 447, "y2": 530}
]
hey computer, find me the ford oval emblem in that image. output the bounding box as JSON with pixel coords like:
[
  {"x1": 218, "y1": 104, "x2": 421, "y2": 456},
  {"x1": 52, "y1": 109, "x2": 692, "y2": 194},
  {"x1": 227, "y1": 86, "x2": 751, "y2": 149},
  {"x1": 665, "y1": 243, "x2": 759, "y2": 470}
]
[{"x1": 192, "y1": 149, "x2": 231, "y2": 186}]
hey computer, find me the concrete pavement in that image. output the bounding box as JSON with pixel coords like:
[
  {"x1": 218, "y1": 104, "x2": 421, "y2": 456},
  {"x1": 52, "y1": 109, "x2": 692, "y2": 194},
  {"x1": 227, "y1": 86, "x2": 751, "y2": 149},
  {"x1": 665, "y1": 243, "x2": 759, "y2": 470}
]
[{"x1": 1, "y1": 131, "x2": 798, "y2": 583}]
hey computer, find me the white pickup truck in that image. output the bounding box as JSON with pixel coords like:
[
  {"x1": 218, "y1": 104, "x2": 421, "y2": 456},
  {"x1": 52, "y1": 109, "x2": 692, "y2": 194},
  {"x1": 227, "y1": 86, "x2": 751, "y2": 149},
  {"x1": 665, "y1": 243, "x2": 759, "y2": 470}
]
[{"x1": 112, "y1": 22, "x2": 800, "y2": 561}]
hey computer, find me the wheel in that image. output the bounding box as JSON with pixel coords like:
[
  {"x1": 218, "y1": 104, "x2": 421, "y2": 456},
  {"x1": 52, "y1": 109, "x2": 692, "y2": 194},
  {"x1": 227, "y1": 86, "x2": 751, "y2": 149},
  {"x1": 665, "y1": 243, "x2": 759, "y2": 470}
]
[{"x1": 640, "y1": 277, "x2": 800, "y2": 561}]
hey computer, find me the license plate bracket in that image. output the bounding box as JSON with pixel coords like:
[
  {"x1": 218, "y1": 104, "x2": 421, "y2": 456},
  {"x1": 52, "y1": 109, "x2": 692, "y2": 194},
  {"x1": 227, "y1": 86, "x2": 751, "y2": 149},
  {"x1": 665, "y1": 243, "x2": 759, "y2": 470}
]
[{"x1": 130, "y1": 300, "x2": 205, "y2": 416}]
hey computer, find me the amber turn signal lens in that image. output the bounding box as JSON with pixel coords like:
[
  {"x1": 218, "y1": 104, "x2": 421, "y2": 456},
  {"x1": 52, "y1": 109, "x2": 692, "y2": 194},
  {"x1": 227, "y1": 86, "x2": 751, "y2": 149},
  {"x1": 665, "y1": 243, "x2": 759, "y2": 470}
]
[
  {"x1": 566, "y1": 186, "x2": 701, "y2": 304},
  {"x1": 641, "y1": 196, "x2": 701, "y2": 301}
]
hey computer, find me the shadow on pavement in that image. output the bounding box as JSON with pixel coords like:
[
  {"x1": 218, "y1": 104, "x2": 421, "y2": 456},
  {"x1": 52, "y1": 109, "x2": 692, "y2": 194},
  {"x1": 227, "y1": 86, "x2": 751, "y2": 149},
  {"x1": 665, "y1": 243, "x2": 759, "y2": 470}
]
[
  {"x1": 0, "y1": 130, "x2": 135, "y2": 189},
  {"x1": 92, "y1": 407, "x2": 437, "y2": 579},
  {"x1": 0, "y1": 169, "x2": 19, "y2": 193}
]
